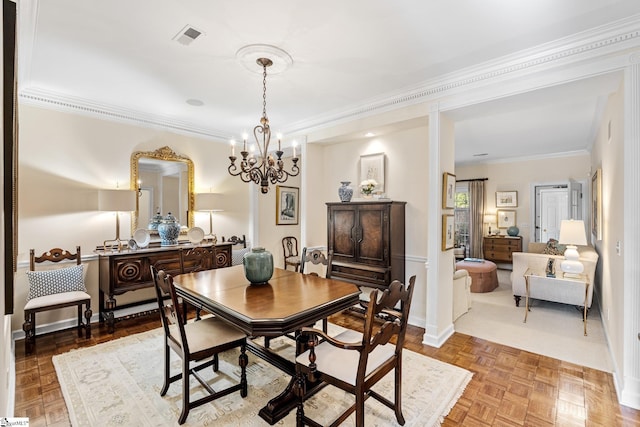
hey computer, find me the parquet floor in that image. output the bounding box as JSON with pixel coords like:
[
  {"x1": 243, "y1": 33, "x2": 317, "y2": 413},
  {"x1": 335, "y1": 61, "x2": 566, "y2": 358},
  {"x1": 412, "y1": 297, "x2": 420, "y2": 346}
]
[{"x1": 13, "y1": 311, "x2": 640, "y2": 426}]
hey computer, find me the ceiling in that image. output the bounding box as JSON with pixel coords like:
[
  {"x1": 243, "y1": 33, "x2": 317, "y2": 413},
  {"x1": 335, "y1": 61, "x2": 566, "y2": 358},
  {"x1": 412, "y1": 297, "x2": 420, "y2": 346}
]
[{"x1": 17, "y1": 0, "x2": 640, "y2": 164}]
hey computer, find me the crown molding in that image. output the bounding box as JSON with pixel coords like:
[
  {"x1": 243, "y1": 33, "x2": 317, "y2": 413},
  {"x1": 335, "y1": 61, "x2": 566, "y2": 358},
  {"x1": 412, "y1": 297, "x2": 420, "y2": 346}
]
[{"x1": 18, "y1": 11, "x2": 640, "y2": 139}]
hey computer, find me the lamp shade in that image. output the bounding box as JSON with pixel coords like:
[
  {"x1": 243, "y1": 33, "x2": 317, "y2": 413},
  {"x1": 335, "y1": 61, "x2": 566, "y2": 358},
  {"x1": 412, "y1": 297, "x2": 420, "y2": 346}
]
[
  {"x1": 483, "y1": 214, "x2": 496, "y2": 224},
  {"x1": 558, "y1": 220, "x2": 587, "y2": 246},
  {"x1": 195, "y1": 193, "x2": 223, "y2": 212},
  {"x1": 98, "y1": 189, "x2": 136, "y2": 212}
]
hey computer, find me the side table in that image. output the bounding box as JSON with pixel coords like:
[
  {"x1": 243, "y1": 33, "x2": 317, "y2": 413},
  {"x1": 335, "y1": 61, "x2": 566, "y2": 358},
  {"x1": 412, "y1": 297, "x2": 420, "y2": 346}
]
[{"x1": 523, "y1": 268, "x2": 590, "y2": 336}]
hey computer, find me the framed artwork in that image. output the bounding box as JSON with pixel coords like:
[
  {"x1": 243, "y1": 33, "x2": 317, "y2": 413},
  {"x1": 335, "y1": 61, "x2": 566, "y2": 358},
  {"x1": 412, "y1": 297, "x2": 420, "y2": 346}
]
[
  {"x1": 359, "y1": 153, "x2": 385, "y2": 193},
  {"x1": 497, "y1": 210, "x2": 516, "y2": 229},
  {"x1": 442, "y1": 214, "x2": 455, "y2": 251},
  {"x1": 276, "y1": 186, "x2": 299, "y2": 225},
  {"x1": 592, "y1": 168, "x2": 602, "y2": 240},
  {"x1": 442, "y1": 172, "x2": 456, "y2": 209},
  {"x1": 496, "y1": 191, "x2": 518, "y2": 208}
]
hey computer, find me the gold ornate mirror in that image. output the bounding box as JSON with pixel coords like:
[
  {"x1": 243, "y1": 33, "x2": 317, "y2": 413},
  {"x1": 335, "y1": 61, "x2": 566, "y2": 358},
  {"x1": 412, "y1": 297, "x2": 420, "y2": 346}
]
[{"x1": 130, "y1": 146, "x2": 194, "y2": 232}]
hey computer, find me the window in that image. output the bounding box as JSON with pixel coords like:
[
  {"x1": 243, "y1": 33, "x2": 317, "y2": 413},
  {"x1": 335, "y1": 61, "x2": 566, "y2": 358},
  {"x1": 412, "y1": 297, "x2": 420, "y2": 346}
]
[{"x1": 454, "y1": 183, "x2": 470, "y2": 252}]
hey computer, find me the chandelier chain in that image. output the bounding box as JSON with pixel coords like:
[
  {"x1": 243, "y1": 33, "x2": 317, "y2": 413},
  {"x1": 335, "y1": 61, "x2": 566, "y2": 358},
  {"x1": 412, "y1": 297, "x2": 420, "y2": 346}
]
[{"x1": 262, "y1": 64, "x2": 268, "y2": 120}]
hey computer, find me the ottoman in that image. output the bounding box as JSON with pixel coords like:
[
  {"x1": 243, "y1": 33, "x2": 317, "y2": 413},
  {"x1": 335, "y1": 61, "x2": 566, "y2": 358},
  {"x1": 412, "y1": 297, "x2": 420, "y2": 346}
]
[{"x1": 456, "y1": 259, "x2": 498, "y2": 293}]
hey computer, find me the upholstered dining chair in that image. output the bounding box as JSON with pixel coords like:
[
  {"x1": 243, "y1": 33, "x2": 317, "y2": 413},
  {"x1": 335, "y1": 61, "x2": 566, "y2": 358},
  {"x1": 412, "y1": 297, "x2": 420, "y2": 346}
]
[
  {"x1": 294, "y1": 276, "x2": 416, "y2": 427},
  {"x1": 24, "y1": 246, "x2": 91, "y2": 354},
  {"x1": 151, "y1": 266, "x2": 249, "y2": 425},
  {"x1": 282, "y1": 236, "x2": 301, "y2": 271}
]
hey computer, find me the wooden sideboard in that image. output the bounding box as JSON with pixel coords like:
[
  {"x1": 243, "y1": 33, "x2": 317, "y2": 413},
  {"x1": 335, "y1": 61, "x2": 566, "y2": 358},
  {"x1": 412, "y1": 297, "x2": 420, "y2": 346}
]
[
  {"x1": 483, "y1": 236, "x2": 522, "y2": 264},
  {"x1": 326, "y1": 201, "x2": 405, "y2": 291},
  {"x1": 97, "y1": 242, "x2": 231, "y2": 332}
]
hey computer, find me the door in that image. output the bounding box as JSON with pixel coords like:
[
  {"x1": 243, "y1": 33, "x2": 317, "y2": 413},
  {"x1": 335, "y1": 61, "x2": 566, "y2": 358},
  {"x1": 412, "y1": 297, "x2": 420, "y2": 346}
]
[
  {"x1": 357, "y1": 204, "x2": 388, "y2": 266},
  {"x1": 328, "y1": 205, "x2": 357, "y2": 261},
  {"x1": 539, "y1": 188, "x2": 568, "y2": 241},
  {"x1": 568, "y1": 179, "x2": 582, "y2": 220}
]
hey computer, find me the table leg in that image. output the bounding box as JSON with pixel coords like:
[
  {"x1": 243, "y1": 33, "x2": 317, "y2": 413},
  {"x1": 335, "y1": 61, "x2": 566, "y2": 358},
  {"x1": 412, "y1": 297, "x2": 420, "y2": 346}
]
[
  {"x1": 524, "y1": 276, "x2": 530, "y2": 323},
  {"x1": 584, "y1": 284, "x2": 588, "y2": 336}
]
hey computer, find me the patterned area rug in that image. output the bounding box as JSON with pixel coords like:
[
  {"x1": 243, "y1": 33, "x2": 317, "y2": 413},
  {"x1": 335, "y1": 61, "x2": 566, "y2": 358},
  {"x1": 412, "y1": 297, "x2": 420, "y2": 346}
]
[{"x1": 53, "y1": 325, "x2": 472, "y2": 426}]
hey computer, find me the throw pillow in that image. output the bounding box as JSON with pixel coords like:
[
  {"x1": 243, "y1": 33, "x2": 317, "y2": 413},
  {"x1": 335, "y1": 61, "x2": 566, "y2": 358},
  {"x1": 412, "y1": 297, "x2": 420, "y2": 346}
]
[
  {"x1": 26, "y1": 264, "x2": 86, "y2": 300},
  {"x1": 542, "y1": 238, "x2": 565, "y2": 255}
]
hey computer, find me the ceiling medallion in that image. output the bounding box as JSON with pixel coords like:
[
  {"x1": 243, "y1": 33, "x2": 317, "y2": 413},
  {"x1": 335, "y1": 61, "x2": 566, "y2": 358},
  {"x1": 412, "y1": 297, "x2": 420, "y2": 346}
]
[{"x1": 228, "y1": 54, "x2": 299, "y2": 194}]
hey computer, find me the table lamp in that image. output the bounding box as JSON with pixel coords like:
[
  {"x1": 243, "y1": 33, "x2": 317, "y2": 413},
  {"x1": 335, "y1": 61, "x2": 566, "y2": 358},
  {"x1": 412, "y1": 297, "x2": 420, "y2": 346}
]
[
  {"x1": 558, "y1": 219, "x2": 588, "y2": 277},
  {"x1": 195, "y1": 193, "x2": 223, "y2": 243},
  {"x1": 99, "y1": 189, "x2": 137, "y2": 251},
  {"x1": 484, "y1": 214, "x2": 496, "y2": 235}
]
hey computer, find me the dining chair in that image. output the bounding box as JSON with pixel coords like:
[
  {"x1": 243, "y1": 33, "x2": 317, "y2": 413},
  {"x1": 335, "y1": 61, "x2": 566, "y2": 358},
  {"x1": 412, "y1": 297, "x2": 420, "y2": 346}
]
[
  {"x1": 282, "y1": 236, "x2": 301, "y2": 271},
  {"x1": 23, "y1": 246, "x2": 91, "y2": 354},
  {"x1": 294, "y1": 276, "x2": 416, "y2": 427},
  {"x1": 151, "y1": 266, "x2": 248, "y2": 425}
]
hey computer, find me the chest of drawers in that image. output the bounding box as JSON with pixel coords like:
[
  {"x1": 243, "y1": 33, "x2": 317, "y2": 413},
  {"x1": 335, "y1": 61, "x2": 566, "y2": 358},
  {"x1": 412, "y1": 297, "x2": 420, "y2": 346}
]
[{"x1": 483, "y1": 236, "x2": 522, "y2": 264}]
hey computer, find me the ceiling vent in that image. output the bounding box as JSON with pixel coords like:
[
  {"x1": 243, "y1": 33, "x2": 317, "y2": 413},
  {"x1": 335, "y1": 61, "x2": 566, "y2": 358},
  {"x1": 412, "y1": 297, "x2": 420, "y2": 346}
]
[{"x1": 173, "y1": 25, "x2": 203, "y2": 46}]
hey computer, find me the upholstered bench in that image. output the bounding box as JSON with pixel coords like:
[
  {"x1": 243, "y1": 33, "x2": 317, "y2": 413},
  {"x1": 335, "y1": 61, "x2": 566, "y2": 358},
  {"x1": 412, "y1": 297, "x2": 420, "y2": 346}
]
[{"x1": 455, "y1": 259, "x2": 498, "y2": 293}]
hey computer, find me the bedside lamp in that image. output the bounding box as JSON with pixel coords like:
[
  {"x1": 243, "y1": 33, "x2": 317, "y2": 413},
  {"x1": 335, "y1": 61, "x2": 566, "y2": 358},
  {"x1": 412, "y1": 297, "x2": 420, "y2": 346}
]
[
  {"x1": 484, "y1": 214, "x2": 496, "y2": 236},
  {"x1": 558, "y1": 219, "x2": 588, "y2": 277},
  {"x1": 195, "y1": 193, "x2": 224, "y2": 243},
  {"x1": 99, "y1": 189, "x2": 136, "y2": 251}
]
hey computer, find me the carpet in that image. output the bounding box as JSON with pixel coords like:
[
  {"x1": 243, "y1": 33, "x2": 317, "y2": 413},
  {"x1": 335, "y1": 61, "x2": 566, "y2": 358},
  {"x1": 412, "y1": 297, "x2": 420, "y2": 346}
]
[
  {"x1": 455, "y1": 270, "x2": 613, "y2": 372},
  {"x1": 53, "y1": 324, "x2": 472, "y2": 426}
]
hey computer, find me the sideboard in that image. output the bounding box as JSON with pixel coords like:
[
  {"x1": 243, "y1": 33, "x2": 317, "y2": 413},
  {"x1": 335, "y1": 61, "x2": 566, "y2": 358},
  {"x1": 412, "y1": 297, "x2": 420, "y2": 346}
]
[{"x1": 97, "y1": 242, "x2": 231, "y2": 332}]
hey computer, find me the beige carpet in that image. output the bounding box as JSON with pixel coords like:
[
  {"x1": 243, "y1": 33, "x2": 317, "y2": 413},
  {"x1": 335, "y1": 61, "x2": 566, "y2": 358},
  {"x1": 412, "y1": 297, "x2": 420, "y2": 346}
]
[
  {"x1": 53, "y1": 324, "x2": 472, "y2": 426},
  {"x1": 455, "y1": 269, "x2": 613, "y2": 372}
]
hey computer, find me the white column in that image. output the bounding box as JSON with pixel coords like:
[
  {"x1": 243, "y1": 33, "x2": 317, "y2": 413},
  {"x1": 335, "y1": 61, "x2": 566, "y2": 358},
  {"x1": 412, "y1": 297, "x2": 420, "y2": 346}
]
[{"x1": 622, "y1": 59, "x2": 640, "y2": 409}]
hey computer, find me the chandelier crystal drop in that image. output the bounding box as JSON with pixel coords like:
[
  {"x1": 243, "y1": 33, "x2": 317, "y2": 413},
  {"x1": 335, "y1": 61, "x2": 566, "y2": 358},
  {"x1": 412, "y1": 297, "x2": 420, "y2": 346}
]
[{"x1": 228, "y1": 57, "x2": 299, "y2": 194}]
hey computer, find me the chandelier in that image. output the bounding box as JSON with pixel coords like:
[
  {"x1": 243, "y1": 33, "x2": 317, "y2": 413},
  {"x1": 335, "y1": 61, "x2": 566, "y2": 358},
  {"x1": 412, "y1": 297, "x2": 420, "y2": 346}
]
[{"x1": 228, "y1": 57, "x2": 299, "y2": 194}]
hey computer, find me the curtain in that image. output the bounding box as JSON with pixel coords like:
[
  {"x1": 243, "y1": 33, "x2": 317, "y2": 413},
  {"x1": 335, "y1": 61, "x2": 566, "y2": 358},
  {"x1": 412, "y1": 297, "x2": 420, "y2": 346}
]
[{"x1": 468, "y1": 180, "x2": 485, "y2": 258}]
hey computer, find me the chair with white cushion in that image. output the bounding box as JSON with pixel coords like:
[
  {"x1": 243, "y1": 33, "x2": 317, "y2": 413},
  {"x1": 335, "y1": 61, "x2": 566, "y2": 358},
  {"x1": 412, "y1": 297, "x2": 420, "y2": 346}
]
[
  {"x1": 294, "y1": 276, "x2": 416, "y2": 427},
  {"x1": 24, "y1": 246, "x2": 91, "y2": 354}
]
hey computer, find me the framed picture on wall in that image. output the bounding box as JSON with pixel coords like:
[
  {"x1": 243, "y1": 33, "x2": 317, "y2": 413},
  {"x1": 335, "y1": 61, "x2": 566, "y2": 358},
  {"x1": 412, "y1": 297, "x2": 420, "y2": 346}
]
[
  {"x1": 276, "y1": 186, "x2": 299, "y2": 225},
  {"x1": 592, "y1": 168, "x2": 602, "y2": 239},
  {"x1": 442, "y1": 172, "x2": 456, "y2": 209},
  {"x1": 359, "y1": 153, "x2": 385, "y2": 193},
  {"x1": 497, "y1": 210, "x2": 516, "y2": 229},
  {"x1": 442, "y1": 214, "x2": 455, "y2": 251},
  {"x1": 496, "y1": 191, "x2": 518, "y2": 208}
]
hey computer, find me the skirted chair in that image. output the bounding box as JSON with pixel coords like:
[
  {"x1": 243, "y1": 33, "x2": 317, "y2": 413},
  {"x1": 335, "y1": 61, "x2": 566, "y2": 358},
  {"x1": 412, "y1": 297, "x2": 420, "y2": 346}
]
[
  {"x1": 294, "y1": 276, "x2": 416, "y2": 427},
  {"x1": 453, "y1": 267, "x2": 472, "y2": 321},
  {"x1": 24, "y1": 246, "x2": 91, "y2": 354},
  {"x1": 151, "y1": 266, "x2": 248, "y2": 424}
]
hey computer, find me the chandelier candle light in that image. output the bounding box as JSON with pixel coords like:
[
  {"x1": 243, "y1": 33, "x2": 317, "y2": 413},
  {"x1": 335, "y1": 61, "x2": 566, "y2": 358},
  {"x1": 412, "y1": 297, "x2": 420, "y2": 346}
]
[{"x1": 228, "y1": 57, "x2": 299, "y2": 194}]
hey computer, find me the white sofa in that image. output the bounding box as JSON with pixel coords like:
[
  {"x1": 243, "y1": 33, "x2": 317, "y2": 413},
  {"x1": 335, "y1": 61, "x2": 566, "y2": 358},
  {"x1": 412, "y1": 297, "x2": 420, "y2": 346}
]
[
  {"x1": 511, "y1": 243, "x2": 598, "y2": 308},
  {"x1": 453, "y1": 268, "x2": 472, "y2": 321}
]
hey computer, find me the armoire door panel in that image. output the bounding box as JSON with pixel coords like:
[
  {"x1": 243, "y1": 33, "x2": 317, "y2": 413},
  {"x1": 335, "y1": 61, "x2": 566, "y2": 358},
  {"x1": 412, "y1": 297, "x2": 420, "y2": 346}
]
[
  {"x1": 331, "y1": 209, "x2": 357, "y2": 258},
  {"x1": 358, "y1": 208, "x2": 387, "y2": 264}
]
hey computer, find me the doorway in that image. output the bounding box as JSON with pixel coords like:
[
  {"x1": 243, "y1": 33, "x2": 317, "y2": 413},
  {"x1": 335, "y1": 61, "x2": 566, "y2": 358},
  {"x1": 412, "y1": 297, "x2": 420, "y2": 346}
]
[{"x1": 534, "y1": 181, "x2": 584, "y2": 242}]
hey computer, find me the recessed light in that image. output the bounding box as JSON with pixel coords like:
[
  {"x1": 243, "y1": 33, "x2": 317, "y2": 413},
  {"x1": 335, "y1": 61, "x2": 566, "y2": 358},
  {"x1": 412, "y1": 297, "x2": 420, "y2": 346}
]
[
  {"x1": 473, "y1": 153, "x2": 488, "y2": 157},
  {"x1": 365, "y1": 132, "x2": 375, "y2": 137},
  {"x1": 186, "y1": 99, "x2": 204, "y2": 106}
]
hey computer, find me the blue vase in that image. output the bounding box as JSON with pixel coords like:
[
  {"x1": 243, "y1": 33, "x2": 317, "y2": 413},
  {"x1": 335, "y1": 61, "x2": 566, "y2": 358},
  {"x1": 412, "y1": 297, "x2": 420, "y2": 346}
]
[
  {"x1": 243, "y1": 247, "x2": 274, "y2": 285},
  {"x1": 338, "y1": 181, "x2": 353, "y2": 202},
  {"x1": 148, "y1": 210, "x2": 163, "y2": 231},
  {"x1": 507, "y1": 226, "x2": 519, "y2": 236},
  {"x1": 157, "y1": 212, "x2": 180, "y2": 246}
]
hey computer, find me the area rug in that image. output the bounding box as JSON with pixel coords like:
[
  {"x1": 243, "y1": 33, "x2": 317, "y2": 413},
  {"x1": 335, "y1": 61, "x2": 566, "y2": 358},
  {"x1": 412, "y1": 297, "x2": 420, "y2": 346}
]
[
  {"x1": 53, "y1": 325, "x2": 472, "y2": 426},
  {"x1": 455, "y1": 270, "x2": 613, "y2": 372}
]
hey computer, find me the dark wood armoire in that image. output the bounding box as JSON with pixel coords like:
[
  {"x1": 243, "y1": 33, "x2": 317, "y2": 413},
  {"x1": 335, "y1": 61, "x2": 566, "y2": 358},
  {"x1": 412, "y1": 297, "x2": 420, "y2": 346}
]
[{"x1": 326, "y1": 201, "x2": 406, "y2": 290}]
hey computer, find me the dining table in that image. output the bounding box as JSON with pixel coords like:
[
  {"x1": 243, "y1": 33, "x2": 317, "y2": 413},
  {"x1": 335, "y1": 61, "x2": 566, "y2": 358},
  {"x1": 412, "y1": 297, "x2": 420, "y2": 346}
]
[{"x1": 172, "y1": 264, "x2": 361, "y2": 424}]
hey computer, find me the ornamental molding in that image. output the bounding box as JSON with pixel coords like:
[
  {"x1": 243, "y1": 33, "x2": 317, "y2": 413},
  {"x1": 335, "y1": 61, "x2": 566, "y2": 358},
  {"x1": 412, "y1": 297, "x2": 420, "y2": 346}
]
[{"x1": 18, "y1": 11, "x2": 640, "y2": 139}]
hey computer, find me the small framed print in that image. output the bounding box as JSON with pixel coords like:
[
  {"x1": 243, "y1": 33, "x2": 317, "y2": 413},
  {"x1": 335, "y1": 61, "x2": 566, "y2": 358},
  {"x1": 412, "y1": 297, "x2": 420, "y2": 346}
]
[
  {"x1": 276, "y1": 186, "x2": 299, "y2": 225},
  {"x1": 497, "y1": 210, "x2": 516, "y2": 229},
  {"x1": 442, "y1": 172, "x2": 456, "y2": 209},
  {"x1": 442, "y1": 214, "x2": 455, "y2": 251},
  {"x1": 496, "y1": 191, "x2": 517, "y2": 208}
]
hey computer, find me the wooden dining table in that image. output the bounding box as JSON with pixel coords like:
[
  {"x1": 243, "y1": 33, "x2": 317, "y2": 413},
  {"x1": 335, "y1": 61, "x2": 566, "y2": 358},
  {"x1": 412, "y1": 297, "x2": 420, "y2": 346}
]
[{"x1": 172, "y1": 265, "x2": 361, "y2": 424}]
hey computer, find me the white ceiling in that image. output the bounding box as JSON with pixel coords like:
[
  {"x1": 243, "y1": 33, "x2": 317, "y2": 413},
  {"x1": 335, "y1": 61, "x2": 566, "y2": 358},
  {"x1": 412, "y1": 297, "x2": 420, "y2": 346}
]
[{"x1": 17, "y1": 0, "x2": 640, "y2": 163}]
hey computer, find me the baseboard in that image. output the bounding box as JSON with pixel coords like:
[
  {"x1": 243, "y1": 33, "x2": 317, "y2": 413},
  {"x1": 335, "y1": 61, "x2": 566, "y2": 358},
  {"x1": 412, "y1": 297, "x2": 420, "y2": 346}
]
[
  {"x1": 620, "y1": 375, "x2": 640, "y2": 410},
  {"x1": 11, "y1": 302, "x2": 158, "y2": 341},
  {"x1": 422, "y1": 323, "x2": 455, "y2": 348}
]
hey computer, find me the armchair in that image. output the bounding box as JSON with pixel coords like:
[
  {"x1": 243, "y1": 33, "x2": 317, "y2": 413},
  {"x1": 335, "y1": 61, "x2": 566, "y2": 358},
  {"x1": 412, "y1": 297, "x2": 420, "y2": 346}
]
[{"x1": 453, "y1": 268, "x2": 472, "y2": 321}]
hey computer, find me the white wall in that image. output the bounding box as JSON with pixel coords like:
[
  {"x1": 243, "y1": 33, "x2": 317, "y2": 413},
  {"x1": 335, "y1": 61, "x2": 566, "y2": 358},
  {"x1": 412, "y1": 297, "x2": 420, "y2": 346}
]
[
  {"x1": 12, "y1": 105, "x2": 251, "y2": 334},
  {"x1": 304, "y1": 124, "x2": 429, "y2": 325},
  {"x1": 455, "y1": 154, "x2": 591, "y2": 250}
]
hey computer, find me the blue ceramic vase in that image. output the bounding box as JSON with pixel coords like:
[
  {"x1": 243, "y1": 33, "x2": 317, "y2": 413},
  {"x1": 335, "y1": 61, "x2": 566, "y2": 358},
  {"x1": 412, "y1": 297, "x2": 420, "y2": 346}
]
[
  {"x1": 338, "y1": 181, "x2": 353, "y2": 202},
  {"x1": 243, "y1": 247, "x2": 274, "y2": 285},
  {"x1": 157, "y1": 212, "x2": 180, "y2": 246}
]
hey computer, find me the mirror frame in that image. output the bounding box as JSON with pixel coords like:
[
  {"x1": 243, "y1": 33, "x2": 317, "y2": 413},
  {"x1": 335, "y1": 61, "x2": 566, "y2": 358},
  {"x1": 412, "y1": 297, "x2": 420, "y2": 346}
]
[{"x1": 130, "y1": 146, "x2": 195, "y2": 232}]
